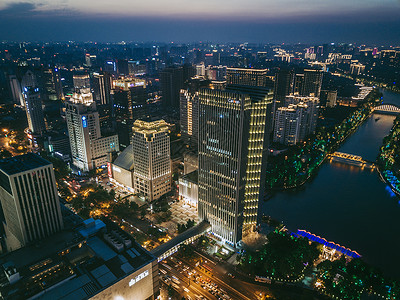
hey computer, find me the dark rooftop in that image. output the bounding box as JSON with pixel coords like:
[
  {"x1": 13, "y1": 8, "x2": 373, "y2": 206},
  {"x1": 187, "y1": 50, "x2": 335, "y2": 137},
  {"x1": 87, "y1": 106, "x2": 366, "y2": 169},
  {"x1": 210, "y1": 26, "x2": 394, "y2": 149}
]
[
  {"x1": 0, "y1": 153, "x2": 52, "y2": 176},
  {"x1": 113, "y1": 144, "x2": 134, "y2": 170},
  {"x1": 181, "y1": 170, "x2": 198, "y2": 184}
]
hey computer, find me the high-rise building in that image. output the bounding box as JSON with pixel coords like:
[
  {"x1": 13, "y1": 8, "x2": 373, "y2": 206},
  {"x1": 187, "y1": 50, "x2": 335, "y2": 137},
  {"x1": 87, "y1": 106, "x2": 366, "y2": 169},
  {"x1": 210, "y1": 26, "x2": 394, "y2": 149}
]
[
  {"x1": 301, "y1": 69, "x2": 323, "y2": 97},
  {"x1": 0, "y1": 153, "x2": 64, "y2": 251},
  {"x1": 274, "y1": 96, "x2": 320, "y2": 145},
  {"x1": 132, "y1": 120, "x2": 171, "y2": 202},
  {"x1": 112, "y1": 77, "x2": 147, "y2": 149},
  {"x1": 66, "y1": 88, "x2": 119, "y2": 172},
  {"x1": 180, "y1": 77, "x2": 210, "y2": 151},
  {"x1": 42, "y1": 68, "x2": 64, "y2": 101},
  {"x1": 160, "y1": 65, "x2": 196, "y2": 108},
  {"x1": 20, "y1": 70, "x2": 38, "y2": 90},
  {"x1": 273, "y1": 69, "x2": 294, "y2": 108},
  {"x1": 226, "y1": 68, "x2": 268, "y2": 87},
  {"x1": 23, "y1": 86, "x2": 45, "y2": 136},
  {"x1": 8, "y1": 75, "x2": 24, "y2": 106},
  {"x1": 93, "y1": 72, "x2": 112, "y2": 105},
  {"x1": 198, "y1": 86, "x2": 273, "y2": 247},
  {"x1": 293, "y1": 73, "x2": 304, "y2": 95},
  {"x1": 73, "y1": 74, "x2": 91, "y2": 91},
  {"x1": 273, "y1": 105, "x2": 304, "y2": 146}
]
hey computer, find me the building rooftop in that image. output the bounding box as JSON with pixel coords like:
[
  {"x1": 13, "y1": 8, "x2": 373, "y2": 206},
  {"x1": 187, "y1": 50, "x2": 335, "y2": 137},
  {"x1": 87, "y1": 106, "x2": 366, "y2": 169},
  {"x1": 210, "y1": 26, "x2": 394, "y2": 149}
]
[
  {"x1": 113, "y1": 144, "x2": 134, "y2": 171},
  {"x1": 181, "y1": 170, "x2": 198, "y2": 184},
  {"x1": 132, "y1": 119, "x2": 170, "y2": 135},
  {"x1": 0, "y1": 153, "x2": 51, "y2": 176},
  {"x1": 0, "y1": 216, "x2": 156, "y2": 300}
]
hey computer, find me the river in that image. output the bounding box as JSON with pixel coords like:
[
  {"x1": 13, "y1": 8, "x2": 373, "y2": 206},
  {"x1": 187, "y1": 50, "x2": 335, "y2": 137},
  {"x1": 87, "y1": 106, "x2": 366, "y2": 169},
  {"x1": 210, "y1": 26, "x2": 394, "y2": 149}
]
[{"x1": 262, "y1": 89, "x2": 400, "y2": 278}]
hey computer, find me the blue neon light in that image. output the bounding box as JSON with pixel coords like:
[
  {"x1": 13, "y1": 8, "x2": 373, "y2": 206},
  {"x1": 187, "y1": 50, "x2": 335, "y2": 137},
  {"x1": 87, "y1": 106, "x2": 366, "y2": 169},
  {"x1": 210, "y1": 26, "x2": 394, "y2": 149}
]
[{"x1": 82, "y1": 116, "x2": 87, "y2": 128}]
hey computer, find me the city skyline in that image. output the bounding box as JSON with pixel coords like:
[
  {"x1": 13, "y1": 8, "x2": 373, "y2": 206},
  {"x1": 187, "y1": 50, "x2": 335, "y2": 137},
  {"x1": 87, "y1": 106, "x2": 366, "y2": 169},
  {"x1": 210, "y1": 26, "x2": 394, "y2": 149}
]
[{"x1": 0, "y1": 1, "x2": 399, "y2": 44}]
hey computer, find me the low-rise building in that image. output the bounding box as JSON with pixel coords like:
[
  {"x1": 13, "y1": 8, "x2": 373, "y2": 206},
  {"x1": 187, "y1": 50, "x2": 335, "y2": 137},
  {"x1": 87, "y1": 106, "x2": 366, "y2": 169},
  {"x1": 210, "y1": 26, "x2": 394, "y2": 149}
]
[
  {"x1": 0, "y1": 214, "x2": 159, "y2": 300},
  {"x1": 178, "y1": 170, "x2": 198, "y2": 208},
  {"x1": 108, "y1": 145, "x2": 134, "y2": 192}
]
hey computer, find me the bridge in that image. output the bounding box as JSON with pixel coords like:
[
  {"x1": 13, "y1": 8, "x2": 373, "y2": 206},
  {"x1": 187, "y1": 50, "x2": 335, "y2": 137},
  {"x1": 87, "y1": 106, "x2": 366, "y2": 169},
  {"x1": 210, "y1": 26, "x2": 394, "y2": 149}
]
[
  {"x1": 151, "y1": 220, "x2": 211, "y2": 262},
  {"x1": 373, "y1": 104, "x2": 400, "y2": 115},
  {"x1": 328, "y1": 152, "x2": 375, "y2": 169}
]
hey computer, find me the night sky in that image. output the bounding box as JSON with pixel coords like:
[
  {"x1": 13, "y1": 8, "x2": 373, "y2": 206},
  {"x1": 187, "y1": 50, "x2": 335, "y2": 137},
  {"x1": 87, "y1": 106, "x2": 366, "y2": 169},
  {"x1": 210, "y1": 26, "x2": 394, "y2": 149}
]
[{"x1": 0, "y1": 1, "x2": 399, "y2": 44}]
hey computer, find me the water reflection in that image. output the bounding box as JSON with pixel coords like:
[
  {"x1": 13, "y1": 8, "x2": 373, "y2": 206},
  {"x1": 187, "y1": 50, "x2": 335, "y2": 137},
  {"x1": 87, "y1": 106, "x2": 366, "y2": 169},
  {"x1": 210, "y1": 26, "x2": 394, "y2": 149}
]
[{"x1": 263, "y1": 91, "x2": 400, "y2": 278}]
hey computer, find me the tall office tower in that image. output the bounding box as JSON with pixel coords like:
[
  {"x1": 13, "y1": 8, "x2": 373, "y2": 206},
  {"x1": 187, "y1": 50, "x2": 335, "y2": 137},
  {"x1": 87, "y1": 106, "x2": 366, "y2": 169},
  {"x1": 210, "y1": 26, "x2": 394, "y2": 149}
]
[
  {"x1": 301, "y1": 69, "x2": 323, "y2": 97},
  {"x1": 21, "y1": 70, "x2": 38, "y2": 90},
  {"x1": 73, "y1": 74, "x2": 91, "y2": 91},
  {"x1": 160, "y1": 64, "x2": 196, "y2": 108},
  {"x1": 93, "y1": 72, "x2": 112, "y2": 105},
  {"x1": 196, "y1": 63, "x2": 206, "y2": 76},
  {"x1": 42, "y1": 68, "x2": 64, "y2": 101},
  {"x1": 293, "y1": 73, "x2": 304, "y2": 95},
  {"x1": 198, "y1": 86, "x2": 273, "y2": 247},
  {"x1": 8, "y1": 75, "x2": 24, "y2": 106},
  {"x1": 180, "y1": 77, "x2": 210, "y2": 151},
  {"x1": 117, "y1": 59, "x2": 129, "y2": 76},
  {"x1": 23, "y1": 87, "x2": 45, "y2": 136},
  {"x1": 132, "y1": 120, "x2": 171, "y2": 202},
  {"x1": 0, "y1": 153, "x2": 64, "y2": 251},
  {"x1": 112, "y1": 78, "x2": 147, "y2": 149},
  {"x1": 66, "y1": 88, "x2": 119, "y2": 172},
  {"x1": 273, "y1": 69, "x2": 294, "y2": 108},
  {"x1": 226, "y1": 68, "x2": 268, "y2": 87}
]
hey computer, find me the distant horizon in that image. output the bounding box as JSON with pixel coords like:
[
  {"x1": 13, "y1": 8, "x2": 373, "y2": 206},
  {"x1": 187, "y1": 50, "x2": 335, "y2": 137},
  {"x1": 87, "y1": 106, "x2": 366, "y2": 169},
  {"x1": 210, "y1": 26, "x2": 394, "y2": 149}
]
[{"x1": 1, "y1": 40, "x2": 400, "y2": 47}]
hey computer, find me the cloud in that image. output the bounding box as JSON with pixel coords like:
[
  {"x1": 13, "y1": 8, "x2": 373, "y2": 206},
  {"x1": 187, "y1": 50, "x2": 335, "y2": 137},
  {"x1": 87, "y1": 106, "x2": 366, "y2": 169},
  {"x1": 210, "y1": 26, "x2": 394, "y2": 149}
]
[
  {"x1": 0, "y1": 2, "x2": 39, "y2": 16},
  {"x1": 0, "y1": 1, "x2": 76, "y2": 18}
]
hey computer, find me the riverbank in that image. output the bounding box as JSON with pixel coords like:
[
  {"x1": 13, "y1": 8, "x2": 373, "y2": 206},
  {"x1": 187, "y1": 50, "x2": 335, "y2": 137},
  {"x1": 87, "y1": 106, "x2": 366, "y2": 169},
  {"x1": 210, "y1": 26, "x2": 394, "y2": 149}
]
[
  {"x1": 263, "y1": 111, "x2": 400, "y2": 278},
  {"x1": 265, "y1": 88, "x2": 382, "y2": 192},
  {"x1": 376, "y1": 114, "x2": 400, "y2": 197}
]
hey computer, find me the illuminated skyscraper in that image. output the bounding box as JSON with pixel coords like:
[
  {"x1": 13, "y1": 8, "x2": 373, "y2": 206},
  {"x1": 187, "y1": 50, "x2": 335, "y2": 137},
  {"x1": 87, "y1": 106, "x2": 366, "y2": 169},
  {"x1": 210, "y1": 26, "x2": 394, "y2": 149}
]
[
  {"x1": 66, "y1": 88, "x2": 119, "y2": 172},
  {"x1": 93, "y1": 72, "x2": 112, "y2": 105},
  {"x1": 226, "y1": 68, "x2": 268, "y2": 87},
  {"x1": 198, "y1": 85, "x2": 273, "y2": 247},
  {"x1": 0, "y1": 153, "x2": 64, "y2": 251},
  {"x1": 180, "y1": 77, "x2": 210, "y2": 150},
  {"x1": 132, "y1": 120, "x2": 171, "y2": 202}
]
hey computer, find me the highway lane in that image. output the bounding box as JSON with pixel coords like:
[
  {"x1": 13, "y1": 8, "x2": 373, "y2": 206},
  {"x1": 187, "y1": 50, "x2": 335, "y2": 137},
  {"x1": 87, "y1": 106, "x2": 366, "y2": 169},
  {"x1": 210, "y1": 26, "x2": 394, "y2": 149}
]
[{"x1": 159, "y1": 262, "x2": 218, "y2": 299}]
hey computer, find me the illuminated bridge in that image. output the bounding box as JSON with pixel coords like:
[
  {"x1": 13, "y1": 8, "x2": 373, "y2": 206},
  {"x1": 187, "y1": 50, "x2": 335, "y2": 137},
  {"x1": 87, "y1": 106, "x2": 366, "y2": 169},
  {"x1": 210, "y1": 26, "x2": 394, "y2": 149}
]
[
  {"x1": 294, "y1": 230, "x2": 361, "y2": 258},
  {"x1": 151, "y1": 220, "x2": 211, "y2": 262},
  {"x1": 373, "y1": 104, "x2": 400, "y2": 115},
  {"x1": 328, "y1": 152, "x2": 375, "y2": 168}
]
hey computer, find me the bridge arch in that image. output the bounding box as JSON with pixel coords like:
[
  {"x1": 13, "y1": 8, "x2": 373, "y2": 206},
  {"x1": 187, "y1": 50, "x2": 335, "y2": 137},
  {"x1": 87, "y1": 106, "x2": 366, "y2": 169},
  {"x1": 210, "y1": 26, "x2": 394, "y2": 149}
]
[{"x1": 373, "y1": 104, "x2": 400, "y2": 114}]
